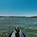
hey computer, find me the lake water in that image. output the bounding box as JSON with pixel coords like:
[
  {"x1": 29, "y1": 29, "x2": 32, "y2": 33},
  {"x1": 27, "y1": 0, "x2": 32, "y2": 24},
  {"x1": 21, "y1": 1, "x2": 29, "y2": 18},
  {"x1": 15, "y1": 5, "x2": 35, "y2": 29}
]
[{"x1": 0, "y1": 18, "x2": 37, "y2": 37}]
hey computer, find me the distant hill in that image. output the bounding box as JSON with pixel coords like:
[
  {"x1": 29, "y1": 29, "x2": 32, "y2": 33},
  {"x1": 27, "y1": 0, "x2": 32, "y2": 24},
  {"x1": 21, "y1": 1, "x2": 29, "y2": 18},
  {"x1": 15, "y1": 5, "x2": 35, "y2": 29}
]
[
  {"x1": 29, "y1": 16, "x2": 37, "y2": 18},
  {"x1": 0, "y1": 16, "x2": 26, "y2": 18},
  {"x1": 0, "y1": 16, "x2": 37, "y2": 18}
]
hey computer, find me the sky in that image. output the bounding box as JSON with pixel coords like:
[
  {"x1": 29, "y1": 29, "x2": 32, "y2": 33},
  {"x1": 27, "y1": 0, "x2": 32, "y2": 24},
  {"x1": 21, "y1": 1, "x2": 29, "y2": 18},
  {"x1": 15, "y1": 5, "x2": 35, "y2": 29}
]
[{"x1": 0, "y1": 0, "x2": 37, "y2": 16}]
